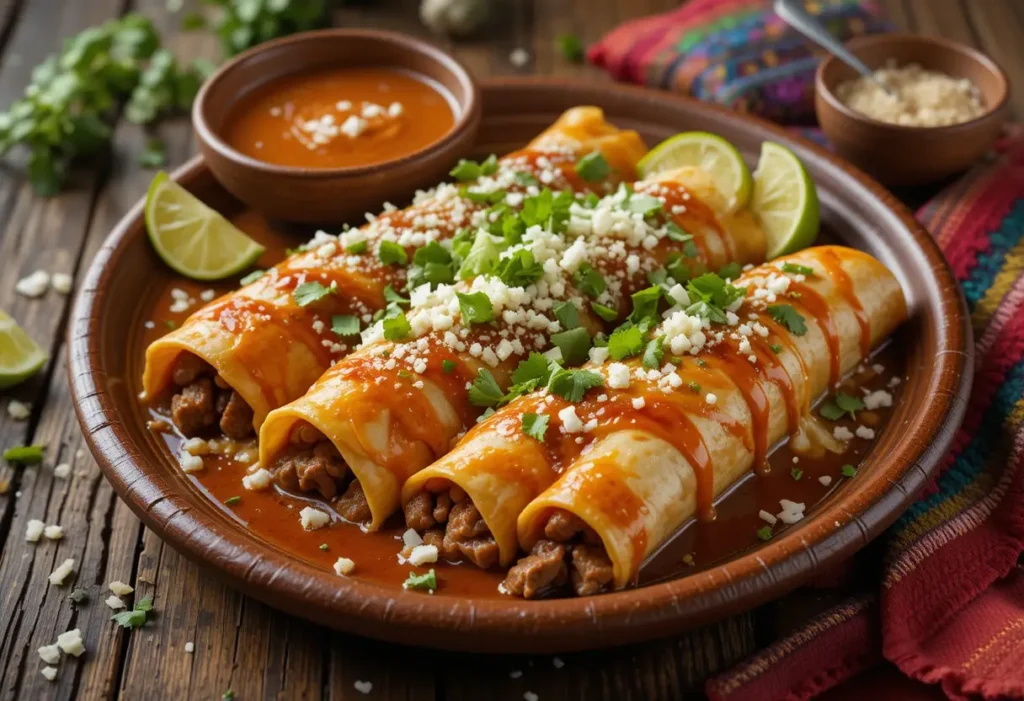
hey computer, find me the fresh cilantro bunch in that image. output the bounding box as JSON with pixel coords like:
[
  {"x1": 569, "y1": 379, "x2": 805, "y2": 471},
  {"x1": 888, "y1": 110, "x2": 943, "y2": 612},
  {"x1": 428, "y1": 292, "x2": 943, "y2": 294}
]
[
  {"x1": 125, "y1": 49, "x2": 215, "y2": 125},
  {"x1": 194, "y1": 0, "x2": 332, "y2": 57}
]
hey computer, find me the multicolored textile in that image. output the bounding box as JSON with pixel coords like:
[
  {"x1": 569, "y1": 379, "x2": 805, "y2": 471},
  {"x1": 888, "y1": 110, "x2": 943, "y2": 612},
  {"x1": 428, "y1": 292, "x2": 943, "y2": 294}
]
[
  {"x1": 705, "y1": 126, "x2": 1024, "y2": 700},
  {"x1": 587, "y1": 0, "x2": 889, "y2": 123}
]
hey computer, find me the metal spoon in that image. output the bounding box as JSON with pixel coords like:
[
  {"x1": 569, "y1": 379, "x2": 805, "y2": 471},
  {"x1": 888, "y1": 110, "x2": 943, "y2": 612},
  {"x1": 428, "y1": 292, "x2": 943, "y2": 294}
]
[{"x1": 773, "y1": 0, "x2": 897, "y2": 98}]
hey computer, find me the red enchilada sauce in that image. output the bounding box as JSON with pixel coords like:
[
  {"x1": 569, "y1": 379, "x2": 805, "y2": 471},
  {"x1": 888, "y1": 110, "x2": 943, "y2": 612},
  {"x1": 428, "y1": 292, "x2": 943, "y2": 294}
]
[
  {"x1": 140, "y1": 207, "x2": 903, "y2": 600},
  {"x1": 224, "y1": 67, "x2": 455, "y2": 169}
]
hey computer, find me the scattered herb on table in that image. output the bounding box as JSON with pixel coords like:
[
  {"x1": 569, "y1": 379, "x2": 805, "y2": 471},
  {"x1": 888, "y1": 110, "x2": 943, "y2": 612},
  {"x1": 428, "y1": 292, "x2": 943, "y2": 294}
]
[
  {"x1": 557, "y1": 33, "x2": 585, "y2": 62},
  {"x1": 404, "y1": 568, "x2": 437, "y2": 591},
  {"x1": 3, "y1": 445, "x2": 45, "y2": 464},
  {"x1": 191, "y1": 1, "x2": 332, "y2": 57},
  {"x1": 138, "y1": 138, "x2": 166, "y2": 168},
  {"x1": 111, "y1": 596, "x2": 154, "y2": 629}
]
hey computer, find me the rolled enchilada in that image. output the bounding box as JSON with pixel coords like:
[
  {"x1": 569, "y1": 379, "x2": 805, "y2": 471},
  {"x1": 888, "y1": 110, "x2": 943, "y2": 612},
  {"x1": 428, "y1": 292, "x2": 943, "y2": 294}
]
[
  {"x1": 256, "y1": 166, "x2": 768, "y2": 536},
  {"x1": 142, "y1": 107, "x2": 647, "y2": 441},
  {"x1": 400, "y1": 246, "x2": 907, "y2": 596}
]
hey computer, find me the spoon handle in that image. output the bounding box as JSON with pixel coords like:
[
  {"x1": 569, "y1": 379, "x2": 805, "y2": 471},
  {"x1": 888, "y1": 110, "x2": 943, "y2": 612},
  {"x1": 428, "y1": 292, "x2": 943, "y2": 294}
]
[{"x1": 773, "y1": 0, "x2": 893, "y2": 96}]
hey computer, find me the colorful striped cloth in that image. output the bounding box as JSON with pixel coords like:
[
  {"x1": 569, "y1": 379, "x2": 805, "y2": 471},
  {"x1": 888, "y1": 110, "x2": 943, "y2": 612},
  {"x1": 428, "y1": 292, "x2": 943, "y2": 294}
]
[
  {"x1": 705, "y1": 126, "x2": 1024, "y2": 700},
  {"x1": 588, "y1": 0, "x2": 889, "y2": 123}
]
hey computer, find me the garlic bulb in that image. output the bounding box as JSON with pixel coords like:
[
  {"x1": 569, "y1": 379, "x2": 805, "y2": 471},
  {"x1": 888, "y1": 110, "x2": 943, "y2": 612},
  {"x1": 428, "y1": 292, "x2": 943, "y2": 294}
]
[{"x1": 420, "y1": 0, "x2": 489, "y2": 37}]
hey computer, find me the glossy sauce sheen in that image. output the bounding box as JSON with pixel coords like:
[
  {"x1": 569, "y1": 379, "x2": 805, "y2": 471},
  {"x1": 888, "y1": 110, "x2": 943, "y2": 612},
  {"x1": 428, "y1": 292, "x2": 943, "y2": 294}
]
[
  {"x1": 140, "y1": 214, "x2": 905, "y2": 599},
  {"x1": 224, "y1": 67, "x2": 456, "y2": 169}
]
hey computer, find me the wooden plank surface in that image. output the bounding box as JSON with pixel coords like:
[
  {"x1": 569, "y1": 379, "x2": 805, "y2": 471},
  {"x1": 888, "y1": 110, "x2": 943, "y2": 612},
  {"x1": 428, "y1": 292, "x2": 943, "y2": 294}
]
[{"x1": 0, "y1": 1, "x2": 1012, "y2": 699}]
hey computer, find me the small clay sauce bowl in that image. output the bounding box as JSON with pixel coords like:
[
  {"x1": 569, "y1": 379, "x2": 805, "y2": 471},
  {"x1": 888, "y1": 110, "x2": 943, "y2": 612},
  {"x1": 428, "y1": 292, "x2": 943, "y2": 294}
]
[
  {"x1": 193, "y1": 29, "x2": 481, "y2": 224},
  {"x1": 816, "y1": 34, "x2": 1008, "y2": 187}
]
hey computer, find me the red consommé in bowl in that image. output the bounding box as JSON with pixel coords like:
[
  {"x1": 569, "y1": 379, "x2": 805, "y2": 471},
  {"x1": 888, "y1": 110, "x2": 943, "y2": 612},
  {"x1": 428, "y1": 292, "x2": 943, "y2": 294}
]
[{"x1": 223, "y1": 66, "x2": 457, "y2": 170}]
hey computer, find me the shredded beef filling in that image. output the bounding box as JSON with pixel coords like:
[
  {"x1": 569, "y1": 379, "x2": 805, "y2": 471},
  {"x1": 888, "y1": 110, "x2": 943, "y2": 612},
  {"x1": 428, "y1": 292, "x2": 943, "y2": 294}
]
[
  {"x1": 405, "y1": 488, "x2": 499, "y2": 569},
  {"x1": 269, "y1": 422, "x2": 351, "y2": 501},
  {"x1": 336, "y1": 480, "x2": 372, "y2": 523},
  {"x1": 167, "y1": 354, "x2": 255, "y2": 439},
  {"x1": 502, "y1": 509, "x2": 614, "y2": 598}
]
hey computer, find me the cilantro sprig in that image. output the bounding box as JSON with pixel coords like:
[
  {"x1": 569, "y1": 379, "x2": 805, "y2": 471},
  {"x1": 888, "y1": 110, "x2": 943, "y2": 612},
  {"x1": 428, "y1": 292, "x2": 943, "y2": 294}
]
[
  {"x1": 820, "y1": 392, "x2": 865, "y2": 421},
  {"x1": 767, "y1": 304, "x2": 807, "y2": 336}
]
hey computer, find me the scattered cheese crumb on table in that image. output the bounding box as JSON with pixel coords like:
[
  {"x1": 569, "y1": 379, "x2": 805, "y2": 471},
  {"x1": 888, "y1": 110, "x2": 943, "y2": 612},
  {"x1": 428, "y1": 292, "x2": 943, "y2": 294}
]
[
  {"x1": 105, "y1": 594, "x2": 126, "y2": 610},
  {"x1": 49, "y1": 558, "x2": 76, "y2": 586},
  {"x1": 43, "y1": 525, "x2": 63, "y2": 540},
  {"x1": 56, "y1": 628, "x2": 85, "y2": 656},
  {"x1": 41, "y1": 666, "x2": 57, "y2": 681},
  {"x1": 109, "y1": 580, "x2": 134, "y2": 596},
  {"x1": 7, "y1": 400, "x2": 30, "y2": 421},
  {"x1": 334, "y1": 557, "x2": 355, "y2": 576},
  {"x1": 25, "y1": 519, "x2": 45, "y2": 542},
  {"x1": 37, "y1": 643, "x2": 61, "y2": 664}
]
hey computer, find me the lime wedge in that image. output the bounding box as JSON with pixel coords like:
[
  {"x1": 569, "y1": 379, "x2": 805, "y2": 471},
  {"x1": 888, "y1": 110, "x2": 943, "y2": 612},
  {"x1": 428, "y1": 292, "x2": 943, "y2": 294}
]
[
  {"x1": 145, "y1": 172, "x2": 265, "y2": 281},
  {"x1": 751, "y1": 142, "x2": 820, "y2": 259},
  {"x1": 0, "y1": 311, "x2": 46, "y2": 389},
  {"x1": 638, "y1": 132, "x2": 753, "y2": 212}
]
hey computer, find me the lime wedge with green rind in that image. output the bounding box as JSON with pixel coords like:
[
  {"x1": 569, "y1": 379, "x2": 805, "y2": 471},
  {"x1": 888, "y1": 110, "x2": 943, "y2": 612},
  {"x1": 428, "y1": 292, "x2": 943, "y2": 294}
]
[
  {"x1": 145, "y1": 172, "x2": 264, "y2": 281},
  {"x1": 751, "y1": 142, "x2": 820, "y2": 259},
  {"x1": 0, "y1": 311, "x2": 46, "y2": 389},
  {"x1": 638, "y1": 132, "x2": 753, "y2": 212}
]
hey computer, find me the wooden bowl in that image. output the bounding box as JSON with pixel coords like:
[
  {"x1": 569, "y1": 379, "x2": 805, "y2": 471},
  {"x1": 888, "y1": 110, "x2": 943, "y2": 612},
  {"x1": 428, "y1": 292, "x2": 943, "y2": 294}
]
[
  {"x1": 815, "y1": 33, "x2": 1009, "y2": 187},
  {"x1": 192, "y1": 29, "x2": 481, "y2": 224},
  {"x1": 70, "y1": 78, "x2": 972, "y2": 653}
]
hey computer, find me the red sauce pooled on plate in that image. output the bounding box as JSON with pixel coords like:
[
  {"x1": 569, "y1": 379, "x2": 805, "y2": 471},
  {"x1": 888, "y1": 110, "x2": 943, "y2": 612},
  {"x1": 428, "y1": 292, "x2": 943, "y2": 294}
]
[{"x1": 224, "y1": 67, "x2": 455, "y2": 169}]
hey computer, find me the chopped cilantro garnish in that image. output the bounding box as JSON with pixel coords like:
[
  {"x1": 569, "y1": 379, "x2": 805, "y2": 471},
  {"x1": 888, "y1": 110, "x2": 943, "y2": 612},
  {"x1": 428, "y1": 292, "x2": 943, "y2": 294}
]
[
  {"x1": 494, "y1": 249, "x2": 543, "y2": 287},
  {"x1": 642, "y1": 336, "x2": 665, "y2": 369},
  {"x1": 462, "y1": 186, "x2": 506, "y2": 205},
  {"x1": 378, "y1": 240, "x2": 408, "y2": 266},
  {"x1": 551, "y1": 327, "x2": 591, "y2": 365},
  {"x1": 512, "y1": 352, "x2": 554, "y2": 386},
  {"x1": 222, "y1": 691, "x2": 235, "y2": 701},
  {"x1": 111, "y1": 596, "x2": 154, "y2": 629},
  {"x1": 791, "y1": 468, "x2": 803, "y2": 481},
  {"x1": 841, "y1": 464, "x2": 858, "y2": 477},
  {"x1": 514, "y1": 170, "x2": 539, "y2": 187},
  {"x1": 581, "y1": 192, "x2": 600, "y2": 209},
  {"x1": 756, "y1": 526, "x2": 773, "y2": 541},
  {"x1": 441, "y1": 359, "x2": 456, "y2": 374},
  {"x1": 522, "y1": 412, "x2": 550, "y2": 441},
  {"x1": 382, "y1": 311, "x2": 411, "y2": 341},
  {"x1": 573, "y1": 263, "x2": 606, "y2": 299},
  {"x1": 718, "y1": 262, "x2": 742, "y2": 280},
  {"x1": 696, "y1": 358, "x2": 707, "y2": 368},
  {"x1": 404, "y1": 568, "x2": 437, "y2": 591},
  {"x1": 625, "y1": 193, "x2": 662, "y2": 216},
  {"x1": 628, "y1": 285, "x2": 663, "y2": 326},
  {"x1": 468, "y1": 368, "x2": 505, "y2": 407},
  {"x1": 409, "y1": 241, "x2": 455, "y2": 288},
  {"x1": 665, "y1": 253, "x2": 691, "y2": 283},
  {"x1": 688, "y1": 381, "x2": 701, "y2": 392},
  {"x1": 458, "y1": 229, "x2": 500, "y2": 280},
  {"x1": 770, "y1": 344, "x2": 783, "y2": 354},
  {"x1": 224, "y1": 496, "x2": 241, "y2": 506},
  {"x1": 591, "y1": 301, "x2": 618, "y2": 322},
  {"x1": 456, "y1": 291, "x2": 494, "y2": 325},
  {"x1": 665, "y1": 221, "x2": 693, "y2": 243},
  {"x1": 67, "y1": 588, "x2": 88, "y2": 605},
  {"x1": 331, "y1": 315, "x2": 360, "y2": 337},
  {"x1": 239, "y1": 269, "x2": 265, "y2": 285},
  {"x1": 553, "y1": 301, "x2": 580, "y2": 330},
  {"x1": 449, "y1": 155, "x2": 498, "y2": 181},
  {"x1": 293, "y1": 281, "x2": 333, "y2": 307},
  {"x1": 767, "y1": 304, "x2": 807, "y2": 336},
  {"x1": 345, "y1": 239, "x2": 368, "y2": 254},
  {"x1": 520, "y1": 188, "x2": 573, "y2": 233},
  {"x1": 781, "y1": 262, "x2": 815, "y2": 276},
  {"x1": 3, "y1": 445, "x2": 44, "y2": 464},
  {"x1": 547, "y1": 368, "x2": 604, "y2": 402},
  {"x1": 557, "y1": 33, "x2": 584, "y2": 62},
  {"x1": 383, "y1": 285, "x2": 409, "y2": 306},
  {"x1": 607, "y1": 324, "x2": 644, "y2": 361},
  {"x1": 820, "y1": 392, "x2": 866, "y2": 421},
  {"x1": 575, "y1": 151, "x2": 609, "y2": 182},
  {"x1": 685, "y1": 273, "x2": 744, "y2": 323}
]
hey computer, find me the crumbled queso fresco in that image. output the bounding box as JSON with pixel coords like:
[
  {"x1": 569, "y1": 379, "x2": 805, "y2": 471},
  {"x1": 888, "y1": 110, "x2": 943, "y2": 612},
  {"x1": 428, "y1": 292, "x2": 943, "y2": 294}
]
[{"x1": 836, "y1": 61, "x2": 984, "y2": 127}]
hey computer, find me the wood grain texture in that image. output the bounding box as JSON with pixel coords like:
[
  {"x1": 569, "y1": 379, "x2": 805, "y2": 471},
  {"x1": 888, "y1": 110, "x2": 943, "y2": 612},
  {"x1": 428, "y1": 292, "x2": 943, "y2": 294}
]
[{"x1": 0, "y1": 1, "x2": 1012, "y2": 699}]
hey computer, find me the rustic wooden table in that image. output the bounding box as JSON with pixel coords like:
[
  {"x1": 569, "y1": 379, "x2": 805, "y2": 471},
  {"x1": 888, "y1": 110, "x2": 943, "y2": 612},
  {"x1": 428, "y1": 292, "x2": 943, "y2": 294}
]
[{"x1": 1, "y1": 1, "x2": 1020, "y2": 699}]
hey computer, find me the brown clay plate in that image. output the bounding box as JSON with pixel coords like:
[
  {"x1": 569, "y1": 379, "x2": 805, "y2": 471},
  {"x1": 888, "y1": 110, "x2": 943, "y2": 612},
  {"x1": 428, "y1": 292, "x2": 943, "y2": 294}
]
[{"x1": 68, "y1": 78, "x2": 972, "y2": 653}]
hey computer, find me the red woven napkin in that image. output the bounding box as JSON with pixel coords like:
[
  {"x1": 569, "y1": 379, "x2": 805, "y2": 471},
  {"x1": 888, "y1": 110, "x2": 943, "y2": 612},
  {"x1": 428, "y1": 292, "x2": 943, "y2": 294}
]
[{"x1": 704, "y1": 127, "x2": 1024, "y2": 700}]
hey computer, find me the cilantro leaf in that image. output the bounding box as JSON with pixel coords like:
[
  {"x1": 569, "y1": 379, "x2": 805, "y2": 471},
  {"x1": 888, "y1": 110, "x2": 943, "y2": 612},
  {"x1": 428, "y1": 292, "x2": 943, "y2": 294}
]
[
  {"x1": 331, "y1": 315, "x2": 360, "y2": 337},
  {"x1": 547, "y1": 368, "x2": 604, "y2": 402},
  {"x1": 781, "y1": 262, "x2": 815, "y2": 276},
  {"x1": 441, "y1": 359, "x2": 456, "y2": 374},
  {"x1": 575, "y1": 151, "x2": 609, "y2": 182},
  {"x1": 685, "y1": 273, "x2": 744, "y2": 323},
  {"x1": 293, "y1": 281, "x2": 333, "y2": 307},
  {"x1": 819, "y1": 392, "x2": 866, "y2": 421},
  {"x1": 628, "y1": 285, "x2": 663, "y2": 326},
  {"x1": 403, "y1": 568, "x2": 437, "y2": 591},
  {"x1": 841, "y1": 464, "x2": 858, "y2": 477},
  {"x1": 557, "y1": 33, "x2": 584, "y2": 62},
  {"x1": 408, "y1": 241, "x2": 455, "y2": 289},
  {"x1": 642, "y1": 335, "x2": 665, "y2": 369},
  {"x1": 767, "y1": 304, "x2": 807, "y2": 336},
  {"x1": 573, "y1": 263, "x2": 606, "y2": 299},
  {"x1": 458, "y1": 230, "x2": 500, "y2": 280},
  {"x1": 553, "y1": 301, "x2": 580, "y2": 330},
  {"x1": 378, "y1": 240, "x2": 408, "y2": 266},
  {"x1": 607, "y1": 324, "x2": 644, "y2": 361},
  {"x1": 550, "y1": 327, "x2": 591, "y2": 365},
  {"x1": 468, "y1": 368, "x2": 505, "y2": 407},
  {"x1": 111, "y1": 596, "x2": 154, "y2": 629},
  {"x1": 718, "y1": 262, "x2": 742, "y2": 280},
  {"x1": 665, "y1": 221, "x2": 693, "y2": 243},
  {"x1": 591, "y1": 301, "x2": 618, "y2": 322},
  {"x1": 3, "y1": 445, "x2": 44, "y2": 464},
  {"x1": 757, "y1": 526, "x2": 773, "y2": 541},
  {"x1": 512, "y1": 353, "x2": 553, "y2": 386},
  {"x1": 383, "y1": 285, "x2": 409, "y2": 306},
  {"x1": 382, "y1": 311, "x2": 411, "y2": 341},
  {"x1": 494, "y1": 249, "x2": 543, "y2": 287},
  {"x1": 791, "y1": 467, "x2": 803, "y2": 480},
  {"x1": 522, "y1": 412, "x2": 550, "y2": 441},
  {"x1": 514, "y1": 171, "x2": 539, "y2": 187},
  {"x1": 456, "y1": 291, "x2": 494, "y2": 325},
  {"x1": 625, "y1": 193, "x2": 662, "y2": 216},
  {"x1": 450, "y1": 155, "x2": 498, "y2": 181},
  {"x1": 239, "y1": 269, "x2": 265, "y2": 285}
]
